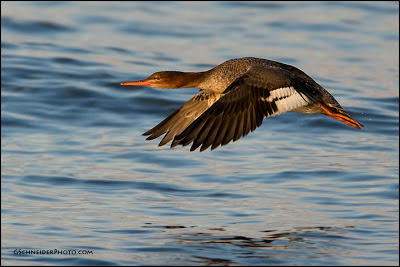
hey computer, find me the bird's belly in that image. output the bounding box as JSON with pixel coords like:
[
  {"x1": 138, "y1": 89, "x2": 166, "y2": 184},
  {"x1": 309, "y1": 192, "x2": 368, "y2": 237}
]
[{"x1": 291, "y1": 103, "x2": 322, "y2": 114}]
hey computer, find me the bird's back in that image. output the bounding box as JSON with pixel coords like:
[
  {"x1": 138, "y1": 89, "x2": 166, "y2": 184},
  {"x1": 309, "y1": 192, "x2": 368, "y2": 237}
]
[{"x1": 196, "y1": 57, "x2": 323, "y2": 94}]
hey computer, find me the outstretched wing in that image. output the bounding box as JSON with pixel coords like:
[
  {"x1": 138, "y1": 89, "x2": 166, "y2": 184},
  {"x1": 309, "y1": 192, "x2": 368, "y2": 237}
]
[
  {"x1": 172, "y1": 65, "x2": 320, "y2": 151},
  {"x1": 143, "y1": 91, "x2": 222, "y2": 146}
]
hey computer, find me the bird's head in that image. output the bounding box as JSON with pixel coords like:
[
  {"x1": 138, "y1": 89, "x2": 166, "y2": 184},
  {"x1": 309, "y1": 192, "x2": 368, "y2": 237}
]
[{"x1": 121, "y1": 71, "x2": 198, "y2": 89}]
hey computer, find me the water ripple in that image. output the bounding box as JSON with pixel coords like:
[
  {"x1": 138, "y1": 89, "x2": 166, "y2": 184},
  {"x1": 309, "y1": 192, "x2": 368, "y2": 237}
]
[
  {"x1": 2, "y1": 1, "x2": 398, "y2": 266},
  {"x1": 2, "y1": 17, "x2": 76, "y2": 34}
]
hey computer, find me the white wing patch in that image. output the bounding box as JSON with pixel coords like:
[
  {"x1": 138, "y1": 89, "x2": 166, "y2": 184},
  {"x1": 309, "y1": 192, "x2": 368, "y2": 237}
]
[{"x1": 260, "y1": 86, "x2": 310, "y2": 116}]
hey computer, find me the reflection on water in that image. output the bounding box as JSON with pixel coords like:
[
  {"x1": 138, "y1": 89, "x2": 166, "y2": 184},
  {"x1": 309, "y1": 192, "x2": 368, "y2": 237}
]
[
  {"x1": 118, "y1": 225, "x2": 367, "y2": 265},
  {"x1": 2, "y1": 1, "x2": 399, "y2": 266}
]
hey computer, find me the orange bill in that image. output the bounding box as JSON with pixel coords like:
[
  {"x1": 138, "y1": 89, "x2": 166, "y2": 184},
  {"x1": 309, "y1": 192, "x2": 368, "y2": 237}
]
[{"x1": 121, "y1": 80, "x2": 152, "y2": 86}]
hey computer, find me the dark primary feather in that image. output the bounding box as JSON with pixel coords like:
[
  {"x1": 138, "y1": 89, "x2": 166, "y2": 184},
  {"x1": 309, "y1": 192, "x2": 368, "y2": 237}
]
[{"x1": 143, "y1": 91, "x2": 222, "y2": 146}]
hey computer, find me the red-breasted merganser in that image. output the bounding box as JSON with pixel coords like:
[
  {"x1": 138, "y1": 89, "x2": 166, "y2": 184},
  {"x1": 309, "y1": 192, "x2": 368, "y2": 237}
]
[{"x1": 121, "y1": 57, "x2": 363, "y2": 151}]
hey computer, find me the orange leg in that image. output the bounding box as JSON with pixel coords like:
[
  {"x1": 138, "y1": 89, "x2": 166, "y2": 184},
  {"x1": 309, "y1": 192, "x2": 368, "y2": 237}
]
[{"x1": 319, "y1": 103, "x2": 364, "y2": 129}]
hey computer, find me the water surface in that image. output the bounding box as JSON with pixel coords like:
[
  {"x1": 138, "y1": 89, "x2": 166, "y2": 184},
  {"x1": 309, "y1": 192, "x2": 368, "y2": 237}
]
[{"x1": 2, "y1": 1, "x2": 399, "y2": 266}]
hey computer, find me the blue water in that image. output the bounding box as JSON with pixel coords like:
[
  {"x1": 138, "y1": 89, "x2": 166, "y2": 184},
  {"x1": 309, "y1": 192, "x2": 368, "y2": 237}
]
[{"x1": 2, "y1": 1, "x2": 398, "y2": 266}]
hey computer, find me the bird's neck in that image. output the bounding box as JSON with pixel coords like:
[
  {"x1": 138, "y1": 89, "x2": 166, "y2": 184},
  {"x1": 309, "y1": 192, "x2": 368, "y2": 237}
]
[{"x1": 172, "y1": 71, "x2": 209, "y2": 88}]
